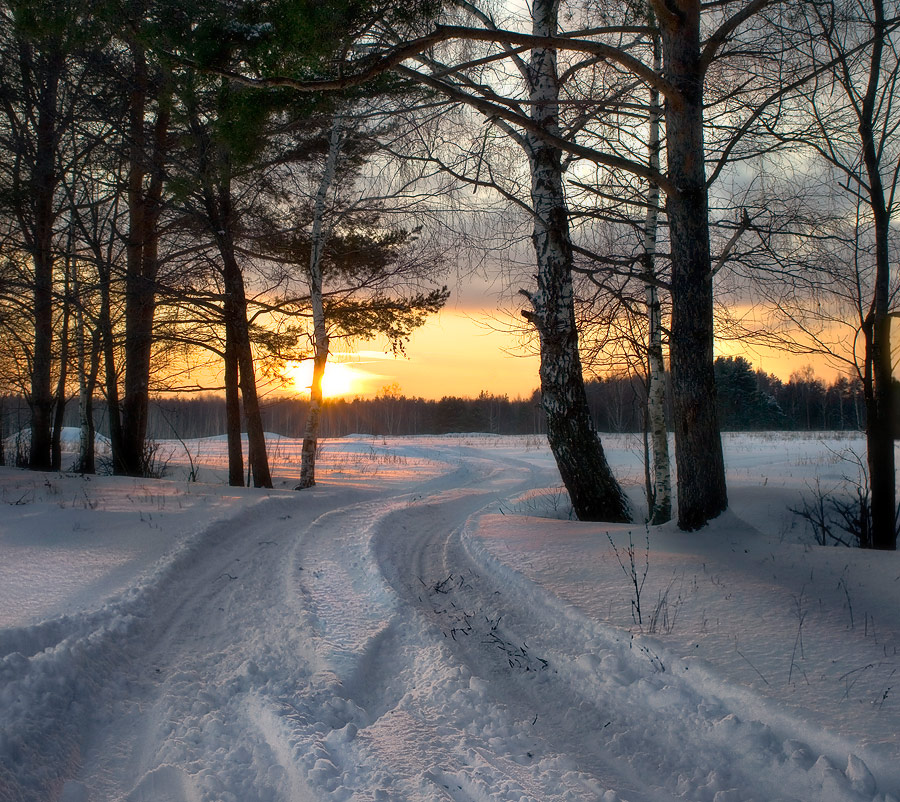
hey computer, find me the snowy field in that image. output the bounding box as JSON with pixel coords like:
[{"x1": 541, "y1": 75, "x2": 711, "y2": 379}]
[{"x1": 0, "y1": 430, "x2": 898, "y2": 802}]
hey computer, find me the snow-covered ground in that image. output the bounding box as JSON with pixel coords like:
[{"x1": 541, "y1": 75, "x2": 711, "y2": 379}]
[{"x1": 0, "y1": 431, "x2": 897, "y2": 802}]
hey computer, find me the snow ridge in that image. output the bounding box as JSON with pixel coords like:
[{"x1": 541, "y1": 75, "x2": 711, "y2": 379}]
[
  {"x1": 0, "y1": 494, "x2": 272, "y2": 802},
  {"x1": 460, "y1": 515, "x2": 899, "y2": 802}
]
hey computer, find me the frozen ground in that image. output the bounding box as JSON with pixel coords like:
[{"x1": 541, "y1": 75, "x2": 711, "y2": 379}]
[{"x1": 0, "y1": 431, "x2": 897, "y2": 802}]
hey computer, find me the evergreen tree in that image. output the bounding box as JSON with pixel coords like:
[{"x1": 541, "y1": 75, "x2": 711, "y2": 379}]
[{"x1": 714, "y1": 356, "x2": 784, "y2": 430}]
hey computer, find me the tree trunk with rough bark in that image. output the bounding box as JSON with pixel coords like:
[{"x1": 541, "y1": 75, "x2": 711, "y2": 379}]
[
  {"x1": 298, "y1": 354, "x2": 326, "y2": 488},
  {"x1": 224, "y1": 245, "x2": 272, "y2": 488},
  {"x1": 859, "y1": 0, "x2": 896, "y2": 550},
  {"x1": 521, "y1": 0, "x2": 629, "y2": 523},
  {"x1": 119, "y1": 45, "x2": 170, "y2": 476},
  {"x1": 98, "y1": 255, "x2": 123, "y2": 465},
  {"x1": 76, "y1": 297, "x2": 101, "y2": 475},
  {"x1": 224, "y1": 318, "x2": 244, "y2": 487},
  {"x1": 50, "y1": 265, "x2": 71, "y2": 472},
  {"x1": 187, "y1": 86, "x2": 272, "y2": 489},
  {"x1": 658, "y1": 1, "x2": 727, "y2": 529},
  {"x1": 26, "y1": 45, "x2": 64, "y2": 471}
]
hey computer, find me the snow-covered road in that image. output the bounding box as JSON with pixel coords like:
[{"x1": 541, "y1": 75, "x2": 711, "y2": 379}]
[
  {"x1": 2, "y1": 434, "x2": 898, "y2": 802},
  {"x1": 69, "y1": 449, "x2": 582, "y2": 802}
]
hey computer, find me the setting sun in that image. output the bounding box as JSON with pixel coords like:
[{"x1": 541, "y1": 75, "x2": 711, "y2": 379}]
[{"x1": 285, "y1": 360, "x2": 367, "y2": 398}]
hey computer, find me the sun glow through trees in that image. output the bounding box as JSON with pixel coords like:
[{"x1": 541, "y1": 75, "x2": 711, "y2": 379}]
[{"x1": 285, "y1": 360, "x2": 369, "y2": 398}]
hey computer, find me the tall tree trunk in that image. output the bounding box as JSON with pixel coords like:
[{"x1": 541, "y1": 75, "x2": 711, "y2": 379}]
[
  {"x1": 224, "y1": 315, "x2": 244, "y2": 487},
  {"x1": 50, "y1": 266, "x2": 71, "y2": 471},
  {"x1": 520, "y1": 0, "x2": 629, "y2": 522},
  {"x1": 188, "y1": 88, "x2": 271, "y2": 489},
  {"x1": 222, "y1": 245, "x2": 272, "y2": 487},
  {"x1": 298, "y1": 114, "x2": 343, "y2": 489},
  {"x1": 74, "y1": 259, "x2": 102, "y2": 476},
  {"x1": 643, "y1": 29, "x2": 671, "y2": 525},
  {"x1": 76, "y1": 315, "x2": 100, "y2": 475},
  {"x1": 298, "y1": 356, "x2": 326, "y2": 488},
  {"x1": 859, "y1": 0, "x2": 896, "y2": 550},
  {"x1": 27, "y1": 46, "x2": 64, "y2": 471},
  {"x1": 659, "y1": 1, "x2": 727, "y2": 529},
  {"x1": 98, "y1": 257, "x2": 123, "y2": 463},
  {"x1": 119, "y1": 46, "x2": 170, "y2": 476}
]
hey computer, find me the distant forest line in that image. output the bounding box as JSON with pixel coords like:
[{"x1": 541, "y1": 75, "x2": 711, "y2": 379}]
[{"x1": 2, "y1": 358, "x2": 896, "y2": 455}]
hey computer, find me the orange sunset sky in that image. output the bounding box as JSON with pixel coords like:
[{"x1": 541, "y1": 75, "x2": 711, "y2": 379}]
[
  {"x1": 285, "y1": 305, "x2": 539, "y2": 400},
  {"x1": 282, "y1": 300, "x2": 856, "y2": 401}
]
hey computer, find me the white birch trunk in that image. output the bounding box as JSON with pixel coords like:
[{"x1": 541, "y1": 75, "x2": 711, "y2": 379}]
[
  {"x1": 298, "y1": 113, "x2": 343, "y2": 488},
  {"x1": 644, "y1": 34, "x2": 671, "y2": 525},
  {"x1": 520, "y1": 0, "x2": 629, "y2": 522}
]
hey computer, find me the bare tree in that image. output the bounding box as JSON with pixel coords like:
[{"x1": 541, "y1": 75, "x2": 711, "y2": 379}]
[
  {"x1": 728, "y1": 0, "x2": 899, "y2": 548},
  {"x1": 215, "y1": 0, "x2": 816, "y2": 528},
  {"x1": 806, "y1": 0, "x2": 898, "y2": 550},
  {"x1": 64, "y1": 146, "x2": 127, "y2": 474},
  {"x1": 116, "y1": 37, "x2": 174, "y2": 476},
  {"x1": 297, "y1": 112, "x2": 344, "y2": 489},
  {"x1": 366, "y1": 0, "x2": 633, "y2": 520},
  {"x1": 0, "y1": 2, "x2": 71, "y2": 469},
  {"x1": 518, "y1": 0, "x2": 630, "y2": 521},
  {"x1": 259, "y1": 106, "x2": 449, "y2": 489}
]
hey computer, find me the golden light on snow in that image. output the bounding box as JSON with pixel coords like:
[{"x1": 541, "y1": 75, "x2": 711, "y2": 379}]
[{"x1": 285, "y1": 360, "x2": 368, "y2": 398}]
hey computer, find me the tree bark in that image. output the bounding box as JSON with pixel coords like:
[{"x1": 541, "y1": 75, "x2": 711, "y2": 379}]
[
  {"x1": 298, "y1": 355, "x2": 326, "y2": 488},
  {"x1": 659, "y1": 1, "x2": 727, "y2": 529},
  {"x1": 298, "y1": 114, "x2": 343, "y2": 489},
  {"x1": 50, "y1": 264, "x2": 71, "y2": 471},
  {"x1": 224, "y1": 316, "x2": 244, "y2": 487},
  {"x1": 521, "y1": 0, "x2": 629, "y2": 523},
  {"x1": 119, "y1": 45, "x2": 170, "y2": 476},
  {"x1": 26, "y1": 44, "x2": 65, "y2": 471},
  {"x1": 98, "y1": 253, "x2": 123, "y2": 465},
  {"x1": 187, "y1": 83, "x2": 272, "y2": 488},
  {"x1": 858, "y1": 0, "x2": 896, "y2": 550},
  {"x1": 223, "y1": 244, "x2": 272, "y2": 488},
  {"x1": 76, "y1": 307, "x2": 101, "y2": 475}
]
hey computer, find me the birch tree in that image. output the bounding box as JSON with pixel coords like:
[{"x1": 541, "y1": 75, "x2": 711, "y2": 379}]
[
  {"x1": 518, "y1": 0, "x2": 630, "y2": 521},
  {"x1": 570, "y1": 14, "x2": 672, "y2": 524},
  {"x1": 264, "y1": 108, "x2": 449, "y2": 489},
  {"x1": 297, "y1": 112, "x2": 343, "y2": 489},
  {"x1": 640, "y1": 26, "x2": 671, "y2": 525},
  {"x1": 214, "y1": 0, "x2": 806, "y2": 528}
]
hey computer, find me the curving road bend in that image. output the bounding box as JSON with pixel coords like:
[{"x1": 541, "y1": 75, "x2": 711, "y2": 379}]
[{"x1": 54, "y1": 442, "x2": 868, "y2": 802}]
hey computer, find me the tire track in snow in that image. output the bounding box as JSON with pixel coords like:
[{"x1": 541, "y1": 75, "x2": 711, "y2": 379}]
[
  {"x1": 269, "y1": 450, "x2": 632, "y2": 801},
  {"x1": 64, "y1": 448, "x2": 477, "y2": 801},
  {"x1": 362, "y1": 450, "x2": 886, "y2": 802},
  {"x1": 20, "y1": 439, "x2": 884, "y2": 801},
  {"x1": 366, "y1": 471, "x2": 665, "y2": 802},
  {"x1": 238, "y1": 451, "x2": 584, "y2": 801},
  {"x1": 65, "y1": 488, "x2": 393, "y2": 802},
  {"x1": 1, "y1": 491, "x2": 304, "y2": 802},
  {"x1": 452, "y1": 522, "x2": 893, "y2": 802}
]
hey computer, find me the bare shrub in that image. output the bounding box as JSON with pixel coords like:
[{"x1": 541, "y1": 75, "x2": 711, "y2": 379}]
[{"x1": 793, "y1": 450, "x2": 899, "y2": 549}]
